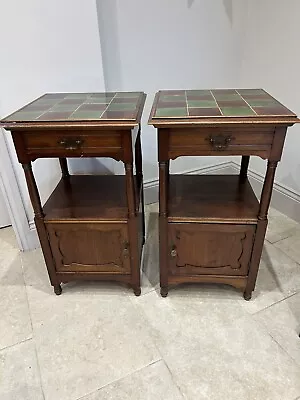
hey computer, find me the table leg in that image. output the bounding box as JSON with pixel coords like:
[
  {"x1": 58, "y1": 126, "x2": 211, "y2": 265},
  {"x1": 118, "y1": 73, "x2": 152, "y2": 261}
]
[
  {"x1": 135, "y1": 127, "x2": 145, "y2": 244},
  {"x1": 244, "y1": 160, "x2": 278, "y2": 300},
  {"x1": 125, "y1": 163, "x2": 140, "y2": 296},
  {"x1": 22, "y1": 163, "x2": 61, "y2": 295},
  {"x1": 240, "y1": 156, "x2": 250, "y2": 183},
  {"x1": 59, "y1": 158, "x2": 69, "y2": 178},
  {"x1": 159, "y1": 161, "x2": 169, "y2": 297}
]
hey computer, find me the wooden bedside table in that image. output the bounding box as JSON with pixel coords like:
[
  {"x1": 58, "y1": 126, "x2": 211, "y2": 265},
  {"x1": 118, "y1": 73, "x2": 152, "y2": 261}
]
[
  {"x1": 1, "y1": 92, "x2": 146, "y2": 295},
  {"x1": 149, "y1": 89, "x2": 299, "y2": 299}
]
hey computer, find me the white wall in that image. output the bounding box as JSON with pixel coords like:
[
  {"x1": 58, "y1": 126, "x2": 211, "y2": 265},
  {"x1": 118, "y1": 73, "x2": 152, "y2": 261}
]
[
  {"x1": 96, "y1": 0, "x2": 248, "y2": 180},
  {"x1": 0, "y1": 0, "x2": 106, "y2": 221},
  {"x1": 240, "y1": 0, "x2": 300, "y2": 197}
]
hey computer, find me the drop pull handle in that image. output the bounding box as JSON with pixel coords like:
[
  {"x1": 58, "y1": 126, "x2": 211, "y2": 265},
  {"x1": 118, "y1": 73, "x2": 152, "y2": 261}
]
[
  {"x1": 58, "y1": 138, "x2": 84, "y2": 150},
  {"x1": 206, "y1": 134, "x2": 233, "y2": 151}
]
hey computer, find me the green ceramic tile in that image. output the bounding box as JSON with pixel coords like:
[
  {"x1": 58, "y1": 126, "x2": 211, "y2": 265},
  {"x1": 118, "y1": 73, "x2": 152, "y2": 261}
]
[
  {"x1": 188, "y1": 108, "x2": 222, "y2": 117},
  {"x1": 37, "y1": 111, "x2": 72, "y2": 120},
  {"x1": 86, "y1": 98, "x2": 111, "y2": 104},
  {"x1": 246, "y1": 99, "x2": 278, "y2": 107},
  {"x1": 50, "y1": 104, "x2": 78, "y2": 112},
  {"x1": 8, "y1": 111, "x2": 44, "y2": 121},
  {"x1": 65, "y1": 93, "x2": 89, "y2": 99},
  {"x1": 155, "y1": 107, "x2": 187, "y2": 118},
  {"x1": 107, "y1": 103, "x2": 137, "y2": 111},
  {"x1": 115, "y1": 92, "x2": 140, "y2": 98},
  {"x1": 238, "y1": 89, "x2": 266, "y2": 96},
  {"x1": 213, "y1": 94, "x2": 241, "y2": 101},
  {"x1": 37, "y1": 98, "x2": 59, "y2": 105},
  {"x1": 101, "y1": 111, "x2": 136, "y2": 120},
  {"x1": 187, "y1": 100, "x2": 216, "y2": 108},
  {"x1": 221, "y1": 106, "x2": 256, "y2": 116},
  {"x1": 186, "y1": 90, "x2": 211, "y2": 97},
  {"x1": 160, "y1": 95, "x2": 186, "y2": 102},
  {"x1": 70, "y1": 110, "x2": 103, "y2": 120},
  {"x1": 1, "y1": 92, "x2": 143, "y2": 123}
]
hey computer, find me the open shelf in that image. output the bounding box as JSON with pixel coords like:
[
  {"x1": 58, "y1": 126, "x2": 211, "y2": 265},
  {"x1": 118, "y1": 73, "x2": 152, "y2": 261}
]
[
  {"x1": 168, "y1": 175, "x2": 259, "y2": 224},
  {"x1": 44, "y1": 175, "x2": 128, "y2": 222}
]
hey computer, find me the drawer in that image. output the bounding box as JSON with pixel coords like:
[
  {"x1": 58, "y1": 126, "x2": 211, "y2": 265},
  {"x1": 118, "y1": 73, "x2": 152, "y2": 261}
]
[
  {"x1": 47, "y1": 223, "x2": 131, "y2": 274},
  {"x1": 168, "y1": 126, "x2": 275, "y2": 159},
  {"x1": 22, "y1": 129, "x2": 122, "y2": 159},
  {"x1": 168, "y1": 223, "x2": 255, "y2": 276}
]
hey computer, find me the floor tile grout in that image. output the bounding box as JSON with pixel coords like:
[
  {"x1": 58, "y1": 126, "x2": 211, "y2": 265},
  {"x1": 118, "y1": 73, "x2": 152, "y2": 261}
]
[
  {"x1": 252, "y1": 291, "x2": 300, "y2": 315},
  {"x1": 162, "y1": 359, "x2": 186, "y2": 399},
  {"x1": 0, "y1": 336, "x2": 33, "y2": 353},
  {"x1": 20, "y1": 254, "x2": 46, "y2": 400},
  {"x1": 75, "y1": 359, "x2": 163, "y2": 400}
]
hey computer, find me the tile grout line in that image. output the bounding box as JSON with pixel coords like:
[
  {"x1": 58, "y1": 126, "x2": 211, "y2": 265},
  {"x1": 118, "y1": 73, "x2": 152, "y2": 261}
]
[
  {"x1": 235, "y1": 89, "x2": 257, "y2": 115},
  {"x1": 19, "y1": 254, "x2": 46, "y2": 400},
  {"x1": 162, "y1": 359, "x2": 186, "y2": 399},
  {"x1": 210, "y1": 90, "x2": 223, "y2": 115},
  {"x1": 76, "y1": 359, "x2": 163, "y2": 400},
  {"x1": 252, "y1": 314, "x2": 300, "y2": 367},
  {"x1": 252, "y1": 291, "x2": 300, "y2": 315},
  {"x1": 0, "y1": 336, "x2": 33, "y2": 354},
  {"x1": 184, "y1": 90, "x2": 189, "y2": 116}
]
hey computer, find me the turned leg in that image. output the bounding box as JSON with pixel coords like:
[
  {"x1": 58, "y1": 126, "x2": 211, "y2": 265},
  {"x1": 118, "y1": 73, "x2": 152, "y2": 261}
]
[
  {"x1": 125, "y1": 162, "x2": 140, "y2": 296},
  {"x1": 59, "y1": 158, "x2": 69, "y2": 178},
  {"x1": 22, "y1": 163, "x2": 61, "y2": 295},
  {"x1": 159, "y1": 160, "x2": 169, "y2": 297},
  {"x1": 240, "y1": 156, "x2": 250, "y2": 183},
  {"x1": 135, "y1": 127, "x2": 145, "y2": 244},
  {"x1": 245, "y1": 161, "x2": 278, "y2": 300}
]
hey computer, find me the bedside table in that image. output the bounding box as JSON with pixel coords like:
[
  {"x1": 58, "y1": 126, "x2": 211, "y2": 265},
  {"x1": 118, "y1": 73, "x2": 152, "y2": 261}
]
[
  {"x1": 1, "y1": 92, "x2": 146, "y2": 295},
  {"x1": 149, "y1": 89, "x2": 299, "y2": 299}
]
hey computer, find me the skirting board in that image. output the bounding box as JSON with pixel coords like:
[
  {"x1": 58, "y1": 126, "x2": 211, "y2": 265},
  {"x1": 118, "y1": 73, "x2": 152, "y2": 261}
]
[{"x1": 144, "y1": 160, "x2": 300, "y2": 224}]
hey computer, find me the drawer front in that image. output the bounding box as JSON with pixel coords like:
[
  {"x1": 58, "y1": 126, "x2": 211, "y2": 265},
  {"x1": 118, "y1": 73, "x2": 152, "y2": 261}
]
[
  {"x1": 47, "y1": 223, "x2": 131, "y2": 274},
  {"x1": 168, "y1": 127, "x2": 275, "y2": 159},
  {"x1": 22, "y1": 129, "x2": 122, "y2": 159},
  {"x1": 168, "y1": 223, "x2": 255, "y2": 276}
]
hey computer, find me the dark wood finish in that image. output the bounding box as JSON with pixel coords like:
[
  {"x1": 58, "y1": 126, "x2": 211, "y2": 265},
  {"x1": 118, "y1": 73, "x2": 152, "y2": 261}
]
[
  {"x1": 150, "y1": 91, "x2": 299, "y2": 299},
  {"x1": 43, "y1": 176, "x2": 128, "y2": 222},
  {"x1": 168, "y1": 175, "x2": 259, "y2": 224},
  {"x1": 47, "y1": 223, "x2": 131, "y2": 273},
  {"x1": 3, "y1": 92, "x2": 146, "y2": 295},
  {"x1": 240, "y1": 156, "x2": 250, "y2": 182},
  {"x1": 168, "y1": 223, "x2": 255, "y2": 276},
  {"x1": 59, "y1": 158, "x2": 69, "y2": 178},
  {"x1": 19, "y1": 129, "x2": 123, "y2": 161},
  {"x1": 168, "y1": 126, "x2": 275, "y2": 160}
]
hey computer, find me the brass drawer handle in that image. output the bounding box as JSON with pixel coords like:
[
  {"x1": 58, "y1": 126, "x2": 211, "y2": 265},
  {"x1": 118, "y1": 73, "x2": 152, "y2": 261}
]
[
  {"x1": 207, "y1": 134, "x2": 233, "y2": 151},
  {"x1": 58, "y1": 138, "x2": 84, "y2": 150}
]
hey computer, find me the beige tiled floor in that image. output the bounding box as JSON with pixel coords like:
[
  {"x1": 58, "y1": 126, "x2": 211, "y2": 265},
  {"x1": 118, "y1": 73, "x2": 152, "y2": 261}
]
[{"x1": 1, "y1": 204, "x2": 300, "y2": 400}]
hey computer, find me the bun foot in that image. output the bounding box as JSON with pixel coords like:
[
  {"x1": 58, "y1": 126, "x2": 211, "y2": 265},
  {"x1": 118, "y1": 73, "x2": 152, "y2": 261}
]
[
  {"x1": 133, "y1": 287, "x2": 141, "y2": 296},
  {"x1": 54, "y1": 284, "x2": 62, "y2": 295},
  {"x1": 243, "y1": 291, "x2": 252, "y2": 301},
  {"x1": 160, "y1": 287, "x2": 168, "y2": 298}
]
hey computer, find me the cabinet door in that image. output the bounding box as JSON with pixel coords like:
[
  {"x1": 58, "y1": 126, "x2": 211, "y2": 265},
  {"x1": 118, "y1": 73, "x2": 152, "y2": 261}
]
[
  {"x1": 47, "y1": 223, "x2": 130, "y2": 274},
  {"x1": 168, "y1": 223, "x2": 255, "y2": 276}
]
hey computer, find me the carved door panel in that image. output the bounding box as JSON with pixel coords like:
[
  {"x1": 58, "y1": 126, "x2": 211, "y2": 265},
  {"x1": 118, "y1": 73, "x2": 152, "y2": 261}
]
[
  {"x1": 168, "y1": 223, "x2": 255, "y2": 276},
  {"x1": 47, "y1": 223, "x2": 130, "y2": 274}
]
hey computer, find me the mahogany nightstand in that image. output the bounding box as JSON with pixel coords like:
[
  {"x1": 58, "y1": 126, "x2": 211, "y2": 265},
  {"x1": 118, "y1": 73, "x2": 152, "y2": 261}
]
[
  {"x1": 149, "y1": 89, "x2": 299, "y2": 299},
  {"x1": 1, "y1": 92, "x2": 146, "y2": 295}
]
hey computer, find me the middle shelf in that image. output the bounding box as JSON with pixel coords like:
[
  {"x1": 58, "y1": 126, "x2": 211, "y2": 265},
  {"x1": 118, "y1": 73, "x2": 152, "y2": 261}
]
[{"x1": 168, "y1": 175, "x2": 259, "y2": 224}]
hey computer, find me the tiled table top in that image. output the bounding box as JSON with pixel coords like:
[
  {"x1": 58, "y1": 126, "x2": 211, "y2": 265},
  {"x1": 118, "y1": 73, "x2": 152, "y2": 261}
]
[
  {"x1": 150, "y1": 89, "x2": 296, "y2": 119},
  {"x1": 1, "y1": 92, "x2": 144, "y2": 123}
]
